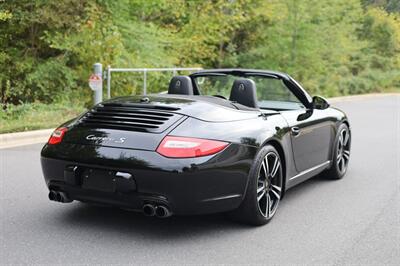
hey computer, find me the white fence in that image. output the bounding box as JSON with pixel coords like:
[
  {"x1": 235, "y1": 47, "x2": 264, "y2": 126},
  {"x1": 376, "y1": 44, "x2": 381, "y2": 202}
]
[{"x1": 105, "y1": 66, "x2": 203, "y2": 99}]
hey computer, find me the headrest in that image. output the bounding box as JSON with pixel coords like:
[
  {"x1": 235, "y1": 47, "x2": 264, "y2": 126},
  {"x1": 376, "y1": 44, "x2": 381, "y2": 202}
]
[
  {"x1": 168, "y1": 76, "x2": 194, "y2": 95},
  {"x1": 229, "y1": 78, "x2": 258, "y2": 108}
]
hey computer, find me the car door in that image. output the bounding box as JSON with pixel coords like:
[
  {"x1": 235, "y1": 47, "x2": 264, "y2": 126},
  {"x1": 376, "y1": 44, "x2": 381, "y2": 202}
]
[
  {"x1": 251, "y1": 74, "x2": 334, "y2": 173},
  {"x1": 279, "y1": 109, "x2": 334, "y2": 172}
]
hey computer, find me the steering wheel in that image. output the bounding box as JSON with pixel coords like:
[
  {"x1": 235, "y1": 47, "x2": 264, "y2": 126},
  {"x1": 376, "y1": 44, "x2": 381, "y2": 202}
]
[{"x1": 213, "y1": 95, "x2": 227, "y2": 100}]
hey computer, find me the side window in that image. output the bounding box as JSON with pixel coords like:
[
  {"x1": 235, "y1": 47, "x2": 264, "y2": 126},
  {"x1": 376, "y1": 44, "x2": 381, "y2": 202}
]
[{"x1": 250, "y1": 76, "x2": 304, "y2": 110}]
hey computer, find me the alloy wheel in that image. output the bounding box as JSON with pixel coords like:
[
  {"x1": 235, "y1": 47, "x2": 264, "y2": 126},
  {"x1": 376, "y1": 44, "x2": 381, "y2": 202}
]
[
  {"x1": 257, "y1": 152, "x2": 283, "y2": 218},
  {"x1": 336, "y1": 128, "x2": 351, "y2": 174}
]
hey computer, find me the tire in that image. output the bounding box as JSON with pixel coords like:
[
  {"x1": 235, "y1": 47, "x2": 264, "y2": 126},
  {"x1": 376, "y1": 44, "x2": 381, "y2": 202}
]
[
  {"x1": 229, "y1": 145, "x2": 283, "y2": 226},
  {"x1": 323, "y1": 123, "x2": 351, "y2": 179}
]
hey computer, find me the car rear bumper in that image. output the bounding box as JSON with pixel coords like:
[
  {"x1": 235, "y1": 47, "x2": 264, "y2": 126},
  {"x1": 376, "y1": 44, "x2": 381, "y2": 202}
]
[{"x1": 41, "y1": 143, "x2": 256, "y2": 215}]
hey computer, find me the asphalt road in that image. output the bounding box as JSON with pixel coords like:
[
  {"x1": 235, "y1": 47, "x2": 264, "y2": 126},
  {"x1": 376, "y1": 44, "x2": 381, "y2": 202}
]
[{"x1": 1, "y1": 95, "x2": 399, "y2": 265}]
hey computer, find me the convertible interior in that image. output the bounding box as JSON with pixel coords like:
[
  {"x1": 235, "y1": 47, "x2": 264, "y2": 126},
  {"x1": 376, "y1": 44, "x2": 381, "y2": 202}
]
[{"x1": 165, "y1": 74, "x2": 306, "y2": 111}]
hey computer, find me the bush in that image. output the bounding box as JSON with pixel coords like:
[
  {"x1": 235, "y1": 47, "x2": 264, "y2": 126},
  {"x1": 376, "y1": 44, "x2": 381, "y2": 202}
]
[{"x1": 0, "y1": 102, "x2": 85, "y2": 133}]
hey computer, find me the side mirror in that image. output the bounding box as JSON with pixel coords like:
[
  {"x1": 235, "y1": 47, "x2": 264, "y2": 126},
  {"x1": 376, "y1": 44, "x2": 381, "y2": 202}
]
[
  {"x1": 312, "y1": 96, "x2": 330, "y2": 110},
  {"x1": 297, "y1": 109, "x2": 313, "y2": 121}
]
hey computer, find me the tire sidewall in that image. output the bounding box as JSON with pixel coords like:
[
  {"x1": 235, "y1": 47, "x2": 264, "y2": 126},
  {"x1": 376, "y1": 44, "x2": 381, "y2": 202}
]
[{"x1": 238, "y1": 145, "x2": 282, "y2": 225}]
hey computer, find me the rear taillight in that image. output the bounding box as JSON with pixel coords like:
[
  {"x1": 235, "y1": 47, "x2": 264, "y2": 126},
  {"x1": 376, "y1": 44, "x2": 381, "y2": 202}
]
[
  {"x1": 48, "y1": 127, "x2": 68, "y2": 145},
  {"x1": 156, "y1": 136, "x2": 229, "y2": 158}
]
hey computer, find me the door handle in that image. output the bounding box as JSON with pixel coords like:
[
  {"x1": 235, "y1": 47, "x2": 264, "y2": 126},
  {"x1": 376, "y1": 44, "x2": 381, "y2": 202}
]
[{"x1": 291, "y1": 127, "x2": 300, "y2": 136}]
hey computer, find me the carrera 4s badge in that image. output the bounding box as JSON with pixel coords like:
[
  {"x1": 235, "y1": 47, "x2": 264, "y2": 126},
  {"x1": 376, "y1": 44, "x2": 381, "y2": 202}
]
[{"x1": 86, "y1": 134, "x2": 126, "y2": 144}]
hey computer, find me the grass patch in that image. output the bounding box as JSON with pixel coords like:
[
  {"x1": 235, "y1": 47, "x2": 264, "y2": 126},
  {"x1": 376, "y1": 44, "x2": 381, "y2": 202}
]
[{"x1": 0, "y1": 103, "x2": 86, "y2": 134}]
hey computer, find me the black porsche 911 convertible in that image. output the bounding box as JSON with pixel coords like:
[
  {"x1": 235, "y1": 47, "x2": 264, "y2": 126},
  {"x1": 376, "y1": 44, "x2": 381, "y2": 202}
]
[{"x1": 41, "y1": 69, "x2": 351, "y2": 225}]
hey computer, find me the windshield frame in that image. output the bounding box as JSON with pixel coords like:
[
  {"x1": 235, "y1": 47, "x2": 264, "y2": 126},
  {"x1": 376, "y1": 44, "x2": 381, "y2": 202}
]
[{"x1": 190, "y1": 71, "x2": 313, "y2": 110}]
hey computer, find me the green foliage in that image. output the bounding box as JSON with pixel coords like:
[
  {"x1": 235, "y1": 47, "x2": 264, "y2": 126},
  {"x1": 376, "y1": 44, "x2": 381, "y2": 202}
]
[
  {"x1": 0, "y1": 10, "x2": 12, "y2": 21},
  {"x1": 0, "y1": 102, "x2": 85, "y2": 133},
  {"x1": 362, "y1": 0, "x2": 400, "y2": 13},
  {"x1": 0, "y1": 0, "x2": 88, "y2": 105},
  {"x1": 0, "y1": 0, "x2": 399, "y2": 126}
]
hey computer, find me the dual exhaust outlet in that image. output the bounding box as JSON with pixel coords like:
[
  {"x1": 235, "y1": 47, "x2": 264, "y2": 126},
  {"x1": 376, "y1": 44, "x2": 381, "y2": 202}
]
[
  {"x1": 143, "y1": 203, "x2": 171, "y2": 218},
  {"x1": 48, "y1": 190, "x2": 72, "y2": 203},
  {"x1": 49, "y1": 190, "x2": 171, "y2": 218}
]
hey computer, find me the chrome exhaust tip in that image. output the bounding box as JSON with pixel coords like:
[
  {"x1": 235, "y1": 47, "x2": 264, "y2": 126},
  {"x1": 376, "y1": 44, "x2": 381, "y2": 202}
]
[
  {"x1": 48, "y1": 190, "x2": 57, "y2": 201},
  {"x1": 155, "y1": 205, "x2": 171, "y2": 218},
  {"x1": 143, "y1": 204, "x2": 156, "y2": 216},
  {"x1": 48, "y1": 190, "x2": 72, "y2": 203},
  {"x1": 58, "y1": 192, "x2": 73, "y2": 203},
  {"x1": 55, "y1": 192, "x2": 62, "y2": 202}
]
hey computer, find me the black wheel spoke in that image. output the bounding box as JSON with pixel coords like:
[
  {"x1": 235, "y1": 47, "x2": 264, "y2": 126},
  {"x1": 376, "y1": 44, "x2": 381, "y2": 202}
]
[
  {"x1": 270, "y1": 188, "x2": 280, "y2": 200},
  {"x1": 338, "y1": 135, "x2": 343, "y2": 148},
  {"x1": 341, "y1": 157, "x2": 345, "y2": 171},
  {"x1": 264, "y1": 156, "x2": 270, "y2": 176},
  {"x1": 257, "y1": 184, "x2": 265, "y2": 194},
  {"x1": 261, "y1": 160, "x2": 268, "y2": 178},
  {"x1": 266, "y1": 194, "x2": 271, "y2": 218},
  {"x1": 343, "y1": 130, "x2": 349, "y2": 146},
  {"x1": 270, "y1": 157, "x2": 280, "y2": 178},
  {"x1": 271, "y1": 184, "x2": 281, "y2": 192},
  {"x1": 257, "y1": 190, "x2": 266, "y2": 202},
  {"x1": 343, "y1": 150, "x2": 350, "y2": 160},
  {"x1": 337, "y1": 156, "x2": 342, "y2": 166}
]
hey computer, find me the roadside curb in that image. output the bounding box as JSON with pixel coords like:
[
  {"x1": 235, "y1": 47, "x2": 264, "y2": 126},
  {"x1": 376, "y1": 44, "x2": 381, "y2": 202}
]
[
  {"x1": 0, "y1": 129, "x2": 54, "y2": 149},
  {"x1": 0, "y1": 93, "x2": 399, "y2": 149}
]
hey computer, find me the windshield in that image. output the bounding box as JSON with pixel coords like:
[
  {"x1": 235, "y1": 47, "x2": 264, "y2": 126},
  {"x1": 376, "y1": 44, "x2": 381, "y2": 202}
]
[{"x1": 193, "y1": 74, "x2": 305, "y2": 110}]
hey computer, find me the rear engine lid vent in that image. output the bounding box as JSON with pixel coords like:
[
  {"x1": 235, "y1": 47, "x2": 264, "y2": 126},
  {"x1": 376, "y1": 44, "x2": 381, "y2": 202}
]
[{"x1": 77, "y1": 103, "x2": 183, "y2": 133}]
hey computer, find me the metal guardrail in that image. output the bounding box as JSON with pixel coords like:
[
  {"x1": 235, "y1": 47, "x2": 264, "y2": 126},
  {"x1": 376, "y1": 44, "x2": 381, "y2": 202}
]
[{"x1": 105, "y1": 66, "x2": 203, "y2": 99}]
